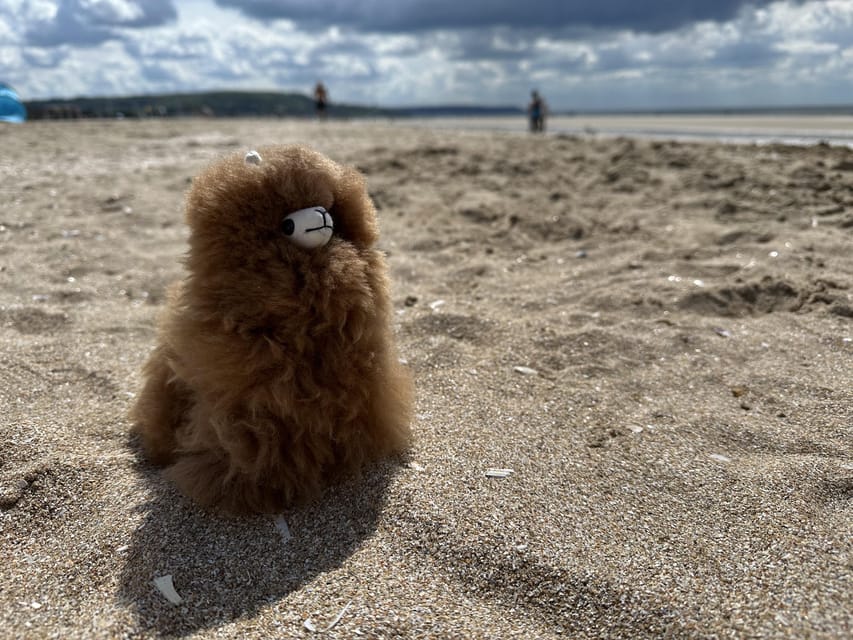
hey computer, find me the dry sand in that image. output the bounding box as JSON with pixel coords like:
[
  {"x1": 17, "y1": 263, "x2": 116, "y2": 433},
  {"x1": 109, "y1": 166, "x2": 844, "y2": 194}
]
[{"x1": 0, "y1": 118, "x2": 851, "y2": 639}]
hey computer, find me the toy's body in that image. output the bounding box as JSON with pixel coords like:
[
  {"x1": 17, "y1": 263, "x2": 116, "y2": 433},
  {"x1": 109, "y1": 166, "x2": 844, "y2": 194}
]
[{"x1": 131, "y1": 145, "x2": 413, "y2": 514}]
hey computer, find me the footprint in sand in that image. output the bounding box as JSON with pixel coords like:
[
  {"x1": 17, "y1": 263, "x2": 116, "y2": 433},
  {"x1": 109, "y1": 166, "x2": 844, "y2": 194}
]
[
  {"x1": 679, "y1": 276, "x2": 852, "y2": 317},
  {"x1": 0, "y1": 306, "x2": 69, "y2": 334},
  {"x1": 404, "y1": 313, "x2": 496, "y2": 370},
  {"x1": 678, "y1": 278, "x2": 801, "y2": 317},
  {"x1": 409, "y1": 313, "x2": 493, "y2": 344}
]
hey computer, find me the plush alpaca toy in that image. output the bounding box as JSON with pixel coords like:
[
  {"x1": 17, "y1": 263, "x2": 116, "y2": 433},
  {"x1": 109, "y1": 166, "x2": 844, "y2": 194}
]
[{"x1": 131, "y1": 145, "x2": 413, "y2": 514}]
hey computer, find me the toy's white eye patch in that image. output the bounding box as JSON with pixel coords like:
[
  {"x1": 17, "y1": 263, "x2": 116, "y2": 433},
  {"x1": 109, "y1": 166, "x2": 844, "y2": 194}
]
[
  {"x1": 282, "y1": 206, "x2": 334, "y2": 249},
  {"x1": 245, "y1": 150, "x2": 262, "y2": 165}
]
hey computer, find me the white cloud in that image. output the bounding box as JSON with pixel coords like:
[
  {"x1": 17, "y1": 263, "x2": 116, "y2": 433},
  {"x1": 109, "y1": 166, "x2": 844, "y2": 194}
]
[
  {"x1": 777, "y1": 40, "x2": 839, "y2": 55},
  {"x1": 3, "y1": 0, "x2": 852, "y2": 109},
  {"x1": 80, "y1": 0, "x2": 144, "y2": 24}
]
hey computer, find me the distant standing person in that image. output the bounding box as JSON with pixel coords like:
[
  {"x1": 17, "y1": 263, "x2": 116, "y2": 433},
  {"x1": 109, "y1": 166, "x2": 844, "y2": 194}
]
[
  {"x1": 314, "y1": 82, "x2": 328, "y2": 119},
  {"x1": 528, "y1": 90, "x2": 546, "y2": 133}
]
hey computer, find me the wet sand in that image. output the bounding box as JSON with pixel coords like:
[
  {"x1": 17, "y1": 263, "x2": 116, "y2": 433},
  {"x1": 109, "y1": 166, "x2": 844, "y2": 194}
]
[
  {"x1": 0, "y1": 118, "x2": 851, "y2": 638},
  {"x1": 407, "y1": 114, "x2": 853, "y2": 146}
]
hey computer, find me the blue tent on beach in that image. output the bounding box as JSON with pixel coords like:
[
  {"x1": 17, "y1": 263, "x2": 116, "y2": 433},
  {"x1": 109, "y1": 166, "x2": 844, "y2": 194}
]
[{"x1": 0, "y1": 83, "x2": 26, "y2": 122}]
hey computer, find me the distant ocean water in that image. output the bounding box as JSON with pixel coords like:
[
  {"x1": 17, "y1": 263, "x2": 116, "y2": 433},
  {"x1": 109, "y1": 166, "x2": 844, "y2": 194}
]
[{"x1": 397, "y1": 114, "x2": 853, "y2": 148}]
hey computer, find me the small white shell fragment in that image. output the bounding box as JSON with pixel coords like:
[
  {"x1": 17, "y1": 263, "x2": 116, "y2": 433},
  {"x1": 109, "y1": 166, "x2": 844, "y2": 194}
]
[
  {"x1": 324, "y1": 601, "x2": 352, "y2": 631},
  {"x1": 709, "y1": 453, "x2": 731, "y2": 463},
  {"x1": 30, "y1": 601, "x2": 42, "y2": 609},
  {"x1": 429, "y1": 299, "x2": 445, "y2": 311},
  {"x1": 485, "y1": 468, "x2": 514, "y2": 478},
  {"x1": 274, "y1": 515, "x2": 292, "y2": 544},
  {"x1": 244, "y1": 149, "x2": 262, "y2": 165},
  {"x1": 153, "y1": 575, "x2": 183, "y2": 605},
  {"x1": 408, "y1": 461, "x2": 425, "y2": 472},
  {"x1": 626, "y1": 424, "x2": 644, "y2": 433},
  {"x1": 513, "y1": 366, "x2": 538, "y2": 376},
  {"x1": 304, "y1": 601, "x2": 352, "y2": 633}
]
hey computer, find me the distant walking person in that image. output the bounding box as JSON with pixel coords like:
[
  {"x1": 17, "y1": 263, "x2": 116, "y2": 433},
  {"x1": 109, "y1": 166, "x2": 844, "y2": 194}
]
[
  {"x1": 528, "y1": 90, "x2": 546, "y2": 133},
  {"x1": 314, "y1": 82, "x2": 328, "y2": 119}
]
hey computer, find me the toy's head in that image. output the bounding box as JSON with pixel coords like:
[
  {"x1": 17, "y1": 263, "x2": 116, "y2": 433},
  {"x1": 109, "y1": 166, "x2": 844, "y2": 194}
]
[{"x1": 182, "y1": 145, "x2": 382, "y2": 322}]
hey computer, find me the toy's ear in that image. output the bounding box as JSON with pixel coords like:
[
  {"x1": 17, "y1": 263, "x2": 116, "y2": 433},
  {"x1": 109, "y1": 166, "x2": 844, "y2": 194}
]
[
  {"x1": 332, "y1": 165, "x2": 379, "y2": 247},
  {"x1": 244, "y1": 150, "x2": 262, "y2": 165}
]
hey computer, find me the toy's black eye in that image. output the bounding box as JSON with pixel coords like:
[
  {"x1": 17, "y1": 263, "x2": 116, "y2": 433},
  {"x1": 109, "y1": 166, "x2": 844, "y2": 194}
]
[{"x1": 281, "y1": 206, "x2": 334, "y2": 249}]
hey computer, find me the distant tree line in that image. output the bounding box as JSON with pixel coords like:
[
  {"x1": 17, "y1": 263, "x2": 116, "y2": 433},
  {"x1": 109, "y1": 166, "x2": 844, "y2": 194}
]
[
  {"x1": 24, "y1": 91, "x2": 389, "y2": 120},
  {"x1": 24, "y1": 90, "x2": 526, "y2": 120}
]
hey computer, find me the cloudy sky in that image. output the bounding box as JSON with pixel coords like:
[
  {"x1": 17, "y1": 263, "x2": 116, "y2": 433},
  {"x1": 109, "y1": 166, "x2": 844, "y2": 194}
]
[{"x1": 1, "y1": 0, "x2": 852, "y2": 110}]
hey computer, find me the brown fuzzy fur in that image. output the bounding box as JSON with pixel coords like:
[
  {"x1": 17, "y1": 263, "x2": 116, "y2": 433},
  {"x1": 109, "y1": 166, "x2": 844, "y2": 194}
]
[{"x1": 131, "y1": 145, "x2": 413, "y2": 514}]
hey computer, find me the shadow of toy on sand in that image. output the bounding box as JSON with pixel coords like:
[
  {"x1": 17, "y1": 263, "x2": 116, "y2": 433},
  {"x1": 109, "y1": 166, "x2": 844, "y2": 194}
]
[{"x1": 118, "y1": 449, "x2": 399, "y2": 637}]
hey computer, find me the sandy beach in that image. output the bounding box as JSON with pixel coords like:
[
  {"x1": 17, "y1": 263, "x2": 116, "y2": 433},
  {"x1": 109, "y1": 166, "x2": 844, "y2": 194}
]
[{"x1": 1, "y1": 117, "x2": 851, "y2": 639}]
